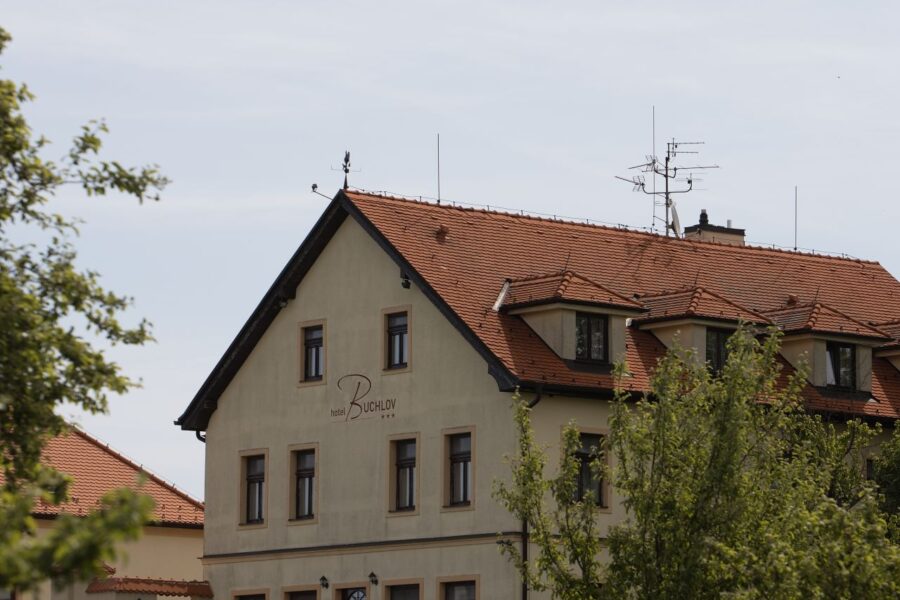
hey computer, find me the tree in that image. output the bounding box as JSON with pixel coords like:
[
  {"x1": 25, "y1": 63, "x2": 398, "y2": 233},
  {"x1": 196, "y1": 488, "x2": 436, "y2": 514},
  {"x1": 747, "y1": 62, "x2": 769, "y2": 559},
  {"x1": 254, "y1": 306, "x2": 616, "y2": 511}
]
[
  {"x1": 0, "y1": 27, "x2": 166, "y2": 591},
  {"x1": 494, "y1": 327, "x2": 900, "y2": 599}
]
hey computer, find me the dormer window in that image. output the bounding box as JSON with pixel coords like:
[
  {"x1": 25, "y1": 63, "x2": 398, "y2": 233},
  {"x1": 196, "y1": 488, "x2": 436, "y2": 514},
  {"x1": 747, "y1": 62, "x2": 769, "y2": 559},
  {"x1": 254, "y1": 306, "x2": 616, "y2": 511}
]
[
  {"x1": 826, "y1": 341, "x2": 856, "y2": 389},
  {"x1": 706, "y1": 328, "x2": 732, "y2": 375},
  {"x1": 576, "y1": 313, "x2": 608, "y2": 363}
]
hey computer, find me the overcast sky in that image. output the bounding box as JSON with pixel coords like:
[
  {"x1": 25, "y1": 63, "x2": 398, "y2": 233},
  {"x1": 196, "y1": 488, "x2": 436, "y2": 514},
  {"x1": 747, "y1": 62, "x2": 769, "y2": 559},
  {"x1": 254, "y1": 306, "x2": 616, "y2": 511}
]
[{"x1": 3, "y1": 1, "x2": 899, "y2": 499}]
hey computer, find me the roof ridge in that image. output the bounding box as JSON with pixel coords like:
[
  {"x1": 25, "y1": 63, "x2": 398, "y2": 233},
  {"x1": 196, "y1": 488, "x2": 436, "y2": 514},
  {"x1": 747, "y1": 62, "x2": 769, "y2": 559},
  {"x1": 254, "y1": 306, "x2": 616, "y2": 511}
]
[
  {"x1": 68, "y1": 426, "x2": 204, "y2": 512},
  {"x1": 555, "y1": 271, "x2": 575, "y2": 297},
  {"x1": 344, "y1": 189, "x2": 882, "y2": 266}
]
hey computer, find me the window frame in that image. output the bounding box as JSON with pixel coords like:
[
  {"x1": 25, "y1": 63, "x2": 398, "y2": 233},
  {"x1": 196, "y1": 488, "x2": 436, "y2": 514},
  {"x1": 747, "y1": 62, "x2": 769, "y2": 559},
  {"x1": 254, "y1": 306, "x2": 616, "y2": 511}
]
[
  {"x1": 383, "y1": 579, "x2": 423, "y2": 600},
  {"x1": 333, "y1": 584, "x2": 370, "y2": 600},
  {"x1": 233, "y1": 589, "x2": 269, "y2": 600},
  {"x1": 239, "y1": 450, "x2": 268, "y2": 528},
  {"x1": 382, "y1": 306, "x2": 412, "y2": 373},
  {"x1": 443, "y1": 428, "x2": 474, "y2": 509},
  {"x1": 574, "y1": 431, "x2": 608, "y2": 508},
  {"x1": 282, "y1": 587, "x2": 319, "y2": 600},
  {"x1": 388, "y1": 433, "x2": 420, "y2": 515},
  {"x1": 386, "y1": 311, "x2": 409, "y2": 370},
  {"x1": 288, "y1": 443, "x2": 318, "y2": 524},
  {"x1": 825, "y1": 341, "x2": 857, "y2": 390},
  {"x1": 436, "y1": 576, "x2": 479, "y2": 600},
  {"x1": 575, "y1": 312, "x2": 609, "y2": 364},
  {"x1": 298, "y1": 320, "x2": 326, "y2": 385},
  {"x1": 705, "y1": 327, "x2": 733, "y2": 375}
]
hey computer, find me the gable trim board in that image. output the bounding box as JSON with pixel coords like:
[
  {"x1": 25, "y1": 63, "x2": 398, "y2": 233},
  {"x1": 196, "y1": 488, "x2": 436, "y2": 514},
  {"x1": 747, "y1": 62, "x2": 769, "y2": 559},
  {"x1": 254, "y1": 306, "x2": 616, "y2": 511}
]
[{"x1": 176, "y1": 191, "x2": 516, "y2": 432}]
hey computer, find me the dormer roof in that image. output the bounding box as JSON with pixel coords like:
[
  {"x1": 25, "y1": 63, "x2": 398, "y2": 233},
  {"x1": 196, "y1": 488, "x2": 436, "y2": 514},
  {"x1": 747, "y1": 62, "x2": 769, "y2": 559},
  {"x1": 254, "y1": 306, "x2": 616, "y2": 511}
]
[
  {"x1": 763, "y1": 302, "x2": 890, "y2": 341},
  {"x1": 876, "y1": 319, "x2": 900, "y2": 350},
  {"x1": 635, "y1": 286, "x2": 772, "y2": 326},
  {"x1": 502, "y1": 270, "x2": 644, "y2": 311}
]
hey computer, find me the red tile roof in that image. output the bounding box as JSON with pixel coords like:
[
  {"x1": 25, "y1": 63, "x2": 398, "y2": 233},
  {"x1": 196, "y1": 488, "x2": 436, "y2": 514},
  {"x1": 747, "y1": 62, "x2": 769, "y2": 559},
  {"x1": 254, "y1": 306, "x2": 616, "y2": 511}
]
[
  {"x1": 86, "y1": 577, "x2": 213, "y2": 597},
  {"x1": 636, "y1": 287, "x2": 772, "y2": 325},
  {"x1": 877, "y1": 319, "x2": 900, "y2": 348},
  {"x1": 34, "y1": 428, "x2": 203, "y2": 527},
  {"x1": 345, "y1": 190, "x2": 900, "y2": 419},
  {"x1": 503, "y1": 270, "x2": 644, "y2": 310},
  {"x1": 763, "y1": 302, "x2": 890, "y2": 340}
]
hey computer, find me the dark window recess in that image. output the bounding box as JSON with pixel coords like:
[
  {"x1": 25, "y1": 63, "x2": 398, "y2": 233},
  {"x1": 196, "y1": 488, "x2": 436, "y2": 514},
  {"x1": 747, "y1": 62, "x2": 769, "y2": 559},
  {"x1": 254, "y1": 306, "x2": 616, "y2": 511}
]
[
  {"x1": 388, "y1": 584, "x2": 420, "y2": 600},
  {"x1": 395, "y1": 439, "x2": 416, "y2": 511},
  {"x1": 866, "y1": 458, "x2": 876, "y2": 482},
  {"x1": 341, "y1": 590, "x2": 367, "y2": 600},
  {"x1": 576, "y1": 313, "x2": 608, "y2": 363},
  {"x1": 575, "y1": 433, "x2": 605, "y2": 507},
  {"x1": 443, "y1": 582, "x2": 475, "y2": 600},
  {"x1": 449, "y1": 433, "x2": 472, "y2": 506},
  {"x1": 245, "y1": 455, "x2": 265, "y2": 524},
  {"x1": 236, "y1": 595, "x2": 265, "y2": 600},
  {"x1": 295, "y1": 449, "x2": 315, "y2": 519},
  {"x1": 288, "y1": 593, "x2": 316, "y2": 600},
  {"x1": 303, "y1": 326, "x2": 324, "y2": 380},
  {"x1": 387, "y1": 312, "x2": 409, "y2": 369},
  {"x1": 826, "y1": 342, "x2": 856, "y2": 389},
  {"x1": 706, "y1": 328, "x2": 732, "y2": 374}
]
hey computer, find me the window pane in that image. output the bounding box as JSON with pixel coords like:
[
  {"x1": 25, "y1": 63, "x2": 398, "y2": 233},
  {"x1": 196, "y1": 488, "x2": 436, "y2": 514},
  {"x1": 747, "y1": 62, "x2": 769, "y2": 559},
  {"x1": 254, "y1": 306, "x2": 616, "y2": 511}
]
[
  {"x1": 397, "y1": 440, "x2": 416, "y2": 461},
  {"x1": 825, "y1": 349, "x2": 837, "y2": 385},
  {"x1": 297, "y1": 476, "x2": 313, "y2": 517},
  {"x1": 298, "y1": 450, "x2": 315, "y2": 471},
  {"x1": 576, "y1": 313, "x2": 589, "y2": 360},
  {"x1": 590, "y1": 316, "x2": 605, "y2": 360},
  {"x1": 304, "y1": 326, "x2": 323, "y2": 342},
  {"x1": 388, "y1": 585, "x2": 419, "y2": 600},
  {"x1": 247, "y1": 481, "x2": 263, "y2": 522},
  {"x1": 450, "y1": 433, "x2": 471, "y2": 455},
  {"x1": 342, "y1": 590, "x2": 367, "y2": 600},
  {"x1": 444, "y1": 582, "x2": 475, "y2": 600},
  {"x1": 247, "y1": 456, "x2": 265, "y2": 476},
  {"x1": 388, "y1": 313, "x2": 408, "y2": 328}
]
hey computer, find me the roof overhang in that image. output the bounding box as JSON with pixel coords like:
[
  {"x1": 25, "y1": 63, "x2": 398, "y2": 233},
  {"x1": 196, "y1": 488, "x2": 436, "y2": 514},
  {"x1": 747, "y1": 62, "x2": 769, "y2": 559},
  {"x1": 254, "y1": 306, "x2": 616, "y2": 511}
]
[
  {"x1": 507, "y1": 301, "x2": 646, "y2": 317},
  {"x1": 779, "y1": 329, "x2": 890, "y2": 346}
]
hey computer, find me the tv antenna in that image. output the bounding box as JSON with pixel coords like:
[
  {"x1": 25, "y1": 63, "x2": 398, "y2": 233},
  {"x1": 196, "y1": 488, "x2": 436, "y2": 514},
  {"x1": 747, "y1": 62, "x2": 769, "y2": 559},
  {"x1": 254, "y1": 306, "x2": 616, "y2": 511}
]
[
  {"x1": 616, "y1": 138, "x2": 719, "y2": 237},
  {"x1": 331, "y1": 150, "x2": 361, "y2": 189}
]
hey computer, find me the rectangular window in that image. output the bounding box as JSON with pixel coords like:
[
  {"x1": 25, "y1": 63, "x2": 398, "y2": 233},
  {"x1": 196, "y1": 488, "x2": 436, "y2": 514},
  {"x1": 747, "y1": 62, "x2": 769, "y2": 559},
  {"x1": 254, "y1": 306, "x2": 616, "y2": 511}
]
[
  {"x1": 826, "y1": 341, "x2": 856, "y2": 389},
  {"x1": 442, "y1": 582, "x2": 475, "y2": 600},
  {"x1": 706, "y1": 328, "x2": 731, "y2": 374},
  {"x1": 237, "y1": 596, "x2": 266, "y2": 600},
  {"x1": 575, "y1": 313, "x2": 608, "y2": 363},
  {"x1": 449, "y1": 433, "x2": 472, "y2": 506},
  {"x1": 287, "y1": 593, "x2": 315, "y2": 600},
  {"x1": 303, "y1": 325, "x2": 324, "y2": 381},
  {"x1": 387, "y1": 312, "x2": 409, "y2": 369},
  {"x1": 387, "y1": 584, "x2": 419, "y2": 600},
  {"x1": 575, "y1": 433, "x2": 606, "y2": 507},
  {"x1": 294, "y1": 449, "x2": 316, "y2": 519},
  {"x1": 243, "y1": 455, "x2": 265, "y2": 524},
  {"x1": 866, "y1": 458, "x2": 876, "y2": 482},
  {"x1": 393, "y1": 439, "x2": 416, "y2": 511}
]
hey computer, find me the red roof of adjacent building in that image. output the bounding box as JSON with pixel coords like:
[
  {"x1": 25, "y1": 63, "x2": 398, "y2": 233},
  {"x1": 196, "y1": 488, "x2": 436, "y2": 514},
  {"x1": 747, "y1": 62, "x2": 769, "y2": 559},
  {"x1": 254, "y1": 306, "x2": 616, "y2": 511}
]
[
  {"x1": 636, "y1": 287, "x2": 772, "y2": 325},
  {"x1": 503, "y1": 270, "x2": 644, "y2": 311},
  {"x1": 86, "y1": 577, "x2": 213, "y2": 597},
  {"x1": 35, "y1": 428, "x2": 204, "y2": 527}
]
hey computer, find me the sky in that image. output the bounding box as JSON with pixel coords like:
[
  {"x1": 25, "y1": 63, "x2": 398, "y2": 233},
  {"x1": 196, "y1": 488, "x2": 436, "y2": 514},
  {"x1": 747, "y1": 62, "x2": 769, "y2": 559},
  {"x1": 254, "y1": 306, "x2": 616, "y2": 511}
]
[{"x1": 3, "y1": 1, "x2": 899, "y2": 499}]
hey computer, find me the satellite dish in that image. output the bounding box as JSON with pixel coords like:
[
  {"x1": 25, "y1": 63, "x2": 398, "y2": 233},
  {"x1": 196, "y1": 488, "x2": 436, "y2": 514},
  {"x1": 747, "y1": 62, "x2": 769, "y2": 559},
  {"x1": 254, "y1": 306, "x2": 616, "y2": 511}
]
[{"x1": 670, "y1": 201, "x2": 682, "y2": 237}]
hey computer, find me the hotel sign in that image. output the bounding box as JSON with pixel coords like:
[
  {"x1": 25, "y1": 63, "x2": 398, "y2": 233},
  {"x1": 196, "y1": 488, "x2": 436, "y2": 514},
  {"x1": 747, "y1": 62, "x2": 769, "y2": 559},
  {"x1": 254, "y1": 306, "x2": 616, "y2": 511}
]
[{"x1": 331, "y1": 374, "x2": 397, "y2": 422}]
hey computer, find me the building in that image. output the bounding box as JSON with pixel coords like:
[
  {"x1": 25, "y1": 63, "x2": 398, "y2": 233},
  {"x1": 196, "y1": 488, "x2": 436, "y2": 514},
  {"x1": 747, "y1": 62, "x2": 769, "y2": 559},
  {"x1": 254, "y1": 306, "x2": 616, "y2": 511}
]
[
  {"x1": 14, "y1": 427, "x2": 210, "y2": 600},
  {"x1": 176, "y1": 190, "x2": 900, "y2": 600}
]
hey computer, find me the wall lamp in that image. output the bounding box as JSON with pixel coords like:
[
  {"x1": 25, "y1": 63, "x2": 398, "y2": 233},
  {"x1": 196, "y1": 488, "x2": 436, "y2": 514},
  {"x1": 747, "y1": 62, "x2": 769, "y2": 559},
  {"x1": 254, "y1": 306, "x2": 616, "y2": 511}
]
[
  {"x1": 319, "y1": 576, "x2": 329, "y2": 589},
  {"x1": 400, "y1": 273, "x2": 411, "y2": 289},
  {"x1": 368, "y1": 572, "x2": 379, "y2": 586}
]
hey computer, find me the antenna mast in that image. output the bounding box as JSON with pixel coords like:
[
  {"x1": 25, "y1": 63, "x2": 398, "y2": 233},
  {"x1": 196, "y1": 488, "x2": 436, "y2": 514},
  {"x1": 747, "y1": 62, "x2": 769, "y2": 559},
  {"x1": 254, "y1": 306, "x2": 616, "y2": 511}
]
[{"x1": 616, "y1": 137, "x2": 719, "y2": 237}]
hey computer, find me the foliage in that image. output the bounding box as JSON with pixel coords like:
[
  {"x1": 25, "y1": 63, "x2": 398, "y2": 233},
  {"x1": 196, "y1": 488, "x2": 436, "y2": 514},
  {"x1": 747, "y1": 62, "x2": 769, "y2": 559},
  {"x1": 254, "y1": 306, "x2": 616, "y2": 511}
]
[
  {"x1": 0, "y1": 26, "x2": 165, "y2": 591},
  {"x1": 874, "y1": 425, "x2": 900, "y2": 542},
  {"x1": 495, "y1": 327, "x2": 900, "y2": 599}
]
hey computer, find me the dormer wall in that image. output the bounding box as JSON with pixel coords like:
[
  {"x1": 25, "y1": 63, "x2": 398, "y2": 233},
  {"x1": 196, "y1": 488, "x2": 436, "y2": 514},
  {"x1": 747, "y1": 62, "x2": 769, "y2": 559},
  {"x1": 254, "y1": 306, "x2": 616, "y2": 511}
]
[
  {"x1": 780, "y1": 335, "x2": 874, "y2": 392},
  {"x1": 515, "y1": 304, "x2": 629, "y2": 364},
  {"x1": 646, "y1": 321, "x2": 708, "y2": 364}
]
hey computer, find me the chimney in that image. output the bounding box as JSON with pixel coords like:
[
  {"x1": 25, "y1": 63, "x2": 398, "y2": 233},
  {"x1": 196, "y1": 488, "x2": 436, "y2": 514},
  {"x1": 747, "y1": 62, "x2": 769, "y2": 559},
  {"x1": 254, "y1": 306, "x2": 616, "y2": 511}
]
[{"x1": 683, "y1": 209, "x2": 745, "y2": 246}]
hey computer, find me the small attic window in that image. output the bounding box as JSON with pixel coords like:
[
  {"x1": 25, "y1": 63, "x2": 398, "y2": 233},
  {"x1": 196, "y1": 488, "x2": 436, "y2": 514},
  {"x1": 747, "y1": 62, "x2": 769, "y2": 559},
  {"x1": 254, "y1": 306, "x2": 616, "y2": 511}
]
[
  {"x1": 825, "y1": 341, "x2": 856, "y2": 390},
  {"x1": 576, "y1": 313, "x2": 608, "y2": 363}
]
